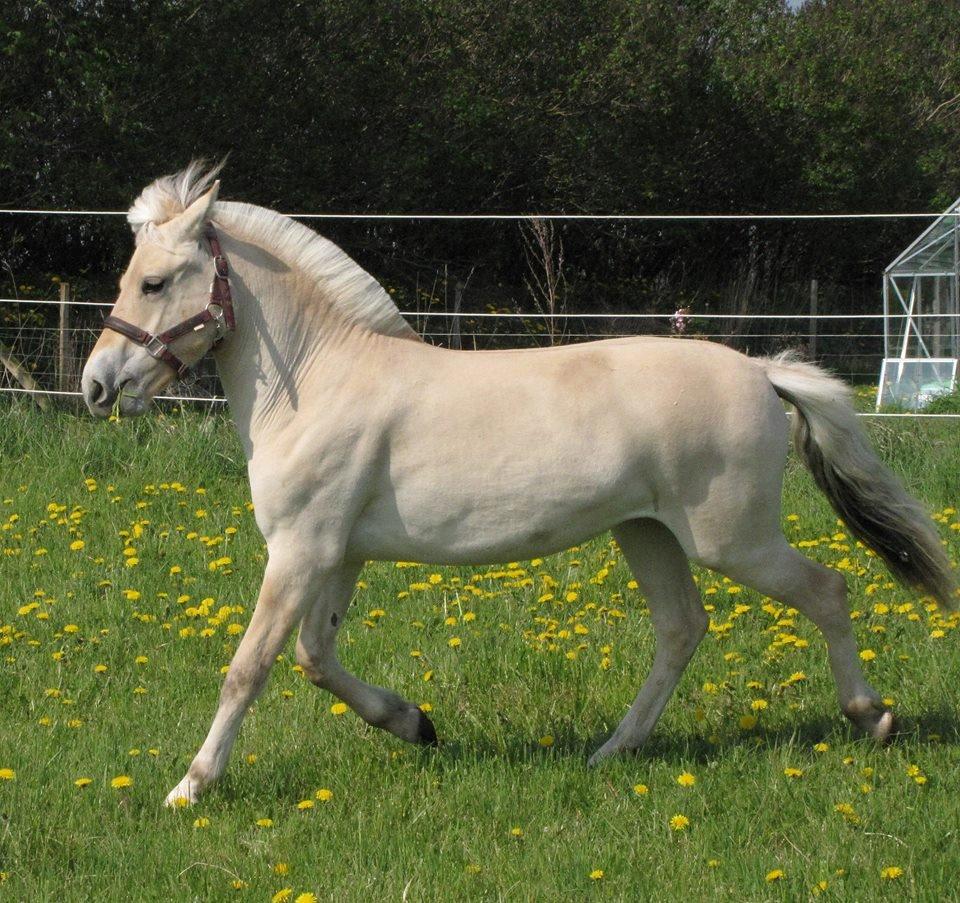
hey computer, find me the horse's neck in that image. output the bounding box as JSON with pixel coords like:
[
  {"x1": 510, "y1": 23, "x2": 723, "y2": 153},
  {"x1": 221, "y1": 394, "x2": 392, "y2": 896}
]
[{"x1": 213, "y1": 241, "x2": 375, "y2": 457}]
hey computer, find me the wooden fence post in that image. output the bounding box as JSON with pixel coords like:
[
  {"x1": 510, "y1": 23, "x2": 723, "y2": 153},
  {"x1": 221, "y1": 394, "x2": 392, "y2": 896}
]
[
  {"x1": 58, "y1": 282, "x2": 73, "y2": 392},
  {"x1": 449, "y1": 279, "x2": 463, "y2": 350},
  {"x1": 809, "y1": 278, "x2": 818, "y2": 361}
]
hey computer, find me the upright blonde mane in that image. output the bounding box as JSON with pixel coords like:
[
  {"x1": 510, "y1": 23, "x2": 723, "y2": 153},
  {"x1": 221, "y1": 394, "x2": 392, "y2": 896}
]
[{"x1": 128, "y1": 163, "x2": 419, "y2": 341}]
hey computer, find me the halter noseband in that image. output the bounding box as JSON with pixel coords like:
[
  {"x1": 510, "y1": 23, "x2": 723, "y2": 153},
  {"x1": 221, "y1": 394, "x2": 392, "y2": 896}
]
[{"x1": 102, "y1": 225, "x2": 235, "y2": 379}]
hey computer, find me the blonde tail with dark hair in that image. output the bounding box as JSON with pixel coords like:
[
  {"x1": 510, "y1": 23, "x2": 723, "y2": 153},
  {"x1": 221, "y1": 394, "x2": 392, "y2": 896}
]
[{"x1": 760, "y1": 353, "x2": 956, "y2": 610}]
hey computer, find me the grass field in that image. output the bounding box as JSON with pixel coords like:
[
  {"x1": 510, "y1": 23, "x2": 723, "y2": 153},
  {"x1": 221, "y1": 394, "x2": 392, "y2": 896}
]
[{"x1": 1, "y1": 398, "x2": 958, "y2": 901}]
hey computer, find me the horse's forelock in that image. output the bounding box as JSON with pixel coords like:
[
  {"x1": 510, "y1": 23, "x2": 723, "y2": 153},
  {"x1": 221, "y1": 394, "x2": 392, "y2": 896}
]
[{"x1": 127, "y1": 160, "x2": 223, "y2": 239}]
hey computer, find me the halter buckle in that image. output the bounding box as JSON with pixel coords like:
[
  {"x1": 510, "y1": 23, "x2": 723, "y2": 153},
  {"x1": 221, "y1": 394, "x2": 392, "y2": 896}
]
[{"x1": 145, "y1": 335, "x2": 169, "y2": 359}]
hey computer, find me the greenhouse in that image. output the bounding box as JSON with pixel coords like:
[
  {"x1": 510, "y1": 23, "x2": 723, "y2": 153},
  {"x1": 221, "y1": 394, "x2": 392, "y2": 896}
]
[{"x1": 878, "y1": 196, "x2": 960, "y2": 409}]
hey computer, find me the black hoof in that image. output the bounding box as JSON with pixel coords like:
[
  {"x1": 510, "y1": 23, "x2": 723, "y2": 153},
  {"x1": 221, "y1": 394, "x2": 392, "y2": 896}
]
[{"x1": 416, "y1": 708, "x2": 438, "y2": 746}]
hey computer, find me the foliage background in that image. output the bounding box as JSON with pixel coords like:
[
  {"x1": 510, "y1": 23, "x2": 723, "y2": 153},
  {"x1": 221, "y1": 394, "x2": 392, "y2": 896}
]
[{"x1": 2, "y1": 0, "x2": 960, "y2": 322}]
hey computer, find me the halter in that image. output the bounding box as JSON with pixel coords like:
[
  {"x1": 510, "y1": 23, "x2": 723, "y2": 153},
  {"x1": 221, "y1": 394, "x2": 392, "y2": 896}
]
[{"x1": 102, "y1": 225, "x2": 235, "y2": 379}]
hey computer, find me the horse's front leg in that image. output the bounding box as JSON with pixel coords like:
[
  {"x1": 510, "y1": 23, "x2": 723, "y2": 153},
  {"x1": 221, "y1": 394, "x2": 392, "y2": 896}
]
[
  {"x1": 295, "y1": 561, "x2": 437, "y2": 746},
  {"x1": 164, "y1": 548, "x2": 324, "y2": 806}
]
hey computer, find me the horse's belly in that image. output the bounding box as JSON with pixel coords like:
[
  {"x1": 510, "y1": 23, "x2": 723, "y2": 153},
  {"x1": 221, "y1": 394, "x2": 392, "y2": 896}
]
[{"x1": 346, "y1": 480, "x2": 656, "y2": 565}]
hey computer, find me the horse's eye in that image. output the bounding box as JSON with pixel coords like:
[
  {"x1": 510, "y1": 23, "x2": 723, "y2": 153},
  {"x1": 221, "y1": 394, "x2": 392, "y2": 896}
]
[{"x1": 142, "y1": 278, "x2": 165, "y2": 294}]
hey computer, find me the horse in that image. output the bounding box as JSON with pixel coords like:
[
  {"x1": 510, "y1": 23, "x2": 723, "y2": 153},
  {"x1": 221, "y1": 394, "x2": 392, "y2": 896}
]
[{"x1": 81, "y1": 164, "x2": 955, "y2": 806}]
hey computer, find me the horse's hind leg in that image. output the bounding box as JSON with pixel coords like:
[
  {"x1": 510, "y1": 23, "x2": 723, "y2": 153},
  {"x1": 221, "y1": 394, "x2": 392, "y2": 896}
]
[
  {"x1": 295, "y1": 562, "x2": 437, "y2": 746},
  {"x1": 707, "y1": 538, "x2": 893, "y2": 739},
  {"x1": 589, "y1": 518, "x2": 708, "y2": 765}
]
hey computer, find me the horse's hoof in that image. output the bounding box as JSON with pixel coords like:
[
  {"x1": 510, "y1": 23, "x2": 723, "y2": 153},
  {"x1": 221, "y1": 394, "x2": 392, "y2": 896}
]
[
  {"x1": 843, "y1": 696, "x2": 894, "y2": 741},
  {"x1": 416, "y1": 708, "x2": 438, "y2": 746},
  {"x1": 587, "y1": 739, "x2": 620, "y2": 767},
  {"x1": 164, "y1": 776, "x2": 201, "y2": 808},
  {"x1": 870, "y1": 709, "x2": 896, "y2": 742}
]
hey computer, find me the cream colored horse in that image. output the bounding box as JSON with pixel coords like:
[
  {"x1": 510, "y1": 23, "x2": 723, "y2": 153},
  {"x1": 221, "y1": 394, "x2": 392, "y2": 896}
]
[{"x1": 81, "y1": 166, "x2": 955, "y2": 806}]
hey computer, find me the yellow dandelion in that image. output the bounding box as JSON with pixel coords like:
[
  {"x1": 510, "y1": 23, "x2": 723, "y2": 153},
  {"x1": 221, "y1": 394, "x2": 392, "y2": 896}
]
[
  {"x1": 880, "y1": 866, "x2": 904, "y2": 880},
  {"x1": 69, "y1": 539, "x2": 85, "y2": 551},
  {"x1": 589, "y1": 869, "x2": 604, "y2": 880},
  {"x1": 669, "y1": 814, "x2": 690, "y2": 831},
  {"x1": 294, "y1": 894, "x2": 318, "y2": 903},
  {"x1": 256, "y1": 817, "x2": 274, "y2": 828},
  {"x1": 633, "y1": 783, "x2": 649, "y2": 795},
  {"x1": 833, "y1": 802, "x2": 860, "y2": 824},
  {"x1": 297, "y1": 799, "x2": 314, "y2": 810},
  {"x1": 273, "y1": 863, "x2": 289, "y2": 875},
  {"x1": 0, "y1": 768, "x2": 15, "y2": 781},
  {"x1": 783, "y1": 767, "x2": 804, "y2": 779},
  {"x1": 193, "y1": 817, "x2": 210, "y2": 828},
  {"x1": 448, "y1": 636, "x2": 462, "y2": 648},
  {"x1": 271, "y1": 890, "x2": 292, "y2": 903},
  {"x1": 315, "y1": 788, "x2": 333, "y2": 802},
  {"x1": 510, "y1": 826, "x2": 524, "y2": 838},
  {"x1": 766, "y1": 869, "x2": 785, "y2": 882},
  {"x1": 538, "y1": 735, "x2": 554, "y2": 747},
  {"x1": 330, "y1": 702, "x2": 349, "y2": 716},
  {"x1": 676, "y1": 771, "x2": 696, "y2": 787},
  {"x1": 74, "y1": 777, "x2": 92, "y2": 788},
  {"x1": 110, "y1": 775, "x2": 132, "y2": 789},
  {"x1": 859, "y1": 649, "x2": 876, "y2": 662}
]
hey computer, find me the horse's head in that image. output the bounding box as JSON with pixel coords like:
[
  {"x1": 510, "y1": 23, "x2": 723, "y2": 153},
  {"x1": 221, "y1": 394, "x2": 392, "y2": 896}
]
[{"x1": 81, "y1": 179, "x2": 223, "y2": 417}]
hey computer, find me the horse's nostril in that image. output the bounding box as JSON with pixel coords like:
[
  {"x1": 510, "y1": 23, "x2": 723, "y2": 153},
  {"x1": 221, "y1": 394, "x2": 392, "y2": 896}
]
[
  {"x1": 87, "y1": 377, "x2": 119, "y2": 409},
  {"x1": 90, "y1": 378, "x2": 108, "y2": 405}
]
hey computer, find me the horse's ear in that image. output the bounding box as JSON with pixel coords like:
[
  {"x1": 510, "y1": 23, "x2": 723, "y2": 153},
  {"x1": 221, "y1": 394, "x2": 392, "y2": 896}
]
[{"x1": 165, "y1": 181, "x2": 220, "y2": 245}]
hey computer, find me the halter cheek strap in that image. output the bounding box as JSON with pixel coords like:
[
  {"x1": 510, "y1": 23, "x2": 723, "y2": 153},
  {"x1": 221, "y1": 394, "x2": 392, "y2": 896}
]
[{"x1": 102, "y1": 224, "x2": 235, "y2": 379}]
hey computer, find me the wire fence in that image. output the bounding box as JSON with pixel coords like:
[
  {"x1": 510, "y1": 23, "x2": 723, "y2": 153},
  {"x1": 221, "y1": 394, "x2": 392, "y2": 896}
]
[{"x1": 2, "y1": 209, "x2": 959, "y2": 418}]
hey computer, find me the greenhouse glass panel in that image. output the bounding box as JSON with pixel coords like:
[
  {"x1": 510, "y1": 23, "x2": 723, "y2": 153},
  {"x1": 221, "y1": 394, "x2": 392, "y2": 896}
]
[
  {"x1": 877, "y1": 358, "x2": 957, "y2": 410},
  {"x1": 878, "y1": 197, "x2": 960, "y2": 410}
]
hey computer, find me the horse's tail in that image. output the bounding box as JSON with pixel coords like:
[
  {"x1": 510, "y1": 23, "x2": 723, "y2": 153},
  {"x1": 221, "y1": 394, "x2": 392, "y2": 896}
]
[{"x1": 759, "y1": 352, "x2": 956, "y2": 610}]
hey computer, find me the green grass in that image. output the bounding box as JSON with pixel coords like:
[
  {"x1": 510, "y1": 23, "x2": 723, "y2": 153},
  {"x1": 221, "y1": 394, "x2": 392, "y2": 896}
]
[{"x1": 1, "y1": 399, "x2": 958, "y2": 901}]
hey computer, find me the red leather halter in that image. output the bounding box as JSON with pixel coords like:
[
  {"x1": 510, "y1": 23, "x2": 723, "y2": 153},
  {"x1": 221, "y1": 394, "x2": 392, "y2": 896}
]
[{"x1": 102, "y1": 225, "x2": 235, "y2": 379}]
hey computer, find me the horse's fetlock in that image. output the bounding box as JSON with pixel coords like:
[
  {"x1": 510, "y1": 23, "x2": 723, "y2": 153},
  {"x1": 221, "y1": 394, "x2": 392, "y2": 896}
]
[
  {"x1": 843, "y1": 694, "x2": 883, "y2": 719},
  {"x1": 186, "y1": 761, "x2": 214, "y2": 788}
]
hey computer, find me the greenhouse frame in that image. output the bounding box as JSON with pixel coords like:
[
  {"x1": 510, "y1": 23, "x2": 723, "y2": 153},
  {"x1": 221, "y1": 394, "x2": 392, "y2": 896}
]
[{"x1": 878, "y1": 196, "x2": 960, "y2": 409}]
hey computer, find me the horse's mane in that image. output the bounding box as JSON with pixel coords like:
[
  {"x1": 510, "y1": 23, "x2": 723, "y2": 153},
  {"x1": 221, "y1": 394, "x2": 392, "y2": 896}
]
[{"x1": 127, "y1": 162, "x2": 419, "y2": 341}]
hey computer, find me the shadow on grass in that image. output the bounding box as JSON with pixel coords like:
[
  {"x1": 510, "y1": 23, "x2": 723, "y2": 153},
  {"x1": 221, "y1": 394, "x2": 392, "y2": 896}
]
[
  {"x1": 202, "y1": 707, "x2": 958, "y2": 806},
  {"x1": 420, "y1": 706, "x2": 959, "y2": 769}
]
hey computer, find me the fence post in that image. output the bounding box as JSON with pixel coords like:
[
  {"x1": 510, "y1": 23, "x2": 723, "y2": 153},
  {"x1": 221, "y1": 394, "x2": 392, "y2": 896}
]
[
  {"x1": 58, "y1": 282, "x2": 73, "y2": 392},
  {"x1": 809, "y1": 278, "x2": 818, "y2": 360},
  {"x1": 449, "y1": 280, "x2": 463, "y2": 350}
]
